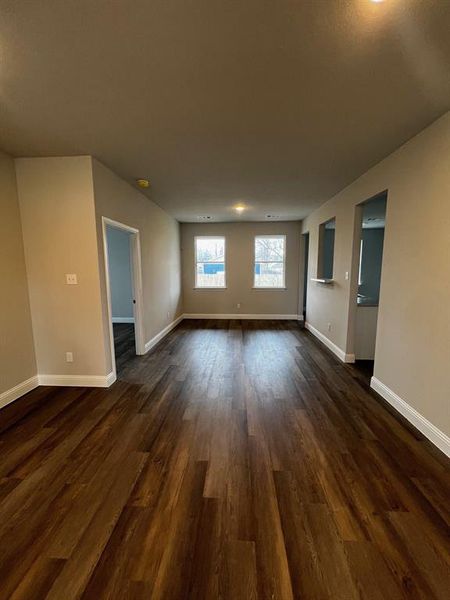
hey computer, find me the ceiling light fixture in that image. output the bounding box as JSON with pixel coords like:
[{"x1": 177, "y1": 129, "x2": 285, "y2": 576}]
[
  {"x1": 197, "y1": 215, "x2": 212, "y2": 220},
  {"x1": 370, "y1": 0, "x2": 384, "y2": 3},
  {"x1": 136, "y1": 178, "x2": 150, "y2": 188},
  {"x1": 234, "y1": 204, "x2": 246, "y2": 213}
]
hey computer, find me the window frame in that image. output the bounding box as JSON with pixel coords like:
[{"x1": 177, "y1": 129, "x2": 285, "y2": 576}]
[
  {"x1": 253, "y1": 234, "x2": 287, "y2": 290},
  {"x1": 194, "y1": 235, "x2": 227, "y2": 289}
]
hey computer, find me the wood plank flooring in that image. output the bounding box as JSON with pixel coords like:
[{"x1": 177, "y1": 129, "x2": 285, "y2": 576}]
[
  {"x1": 0, "y1": 320, "x2": 449, "y2": 599},
  {"x1": 113, "y1": 323, "x2": 136, "y2": 374}
]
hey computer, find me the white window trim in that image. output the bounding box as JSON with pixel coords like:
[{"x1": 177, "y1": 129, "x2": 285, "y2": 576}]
[
  {"x1": 194, "y1": 235, "x2": 226, "y2": 289},
  {"x1": 253, "y1": 234, "x2": 286, "y2": 289}
]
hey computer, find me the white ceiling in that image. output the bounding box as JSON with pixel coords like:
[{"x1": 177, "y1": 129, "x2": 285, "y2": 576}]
[{"x1": 0, "y1": 0, "x2": 449, "y2": 222}]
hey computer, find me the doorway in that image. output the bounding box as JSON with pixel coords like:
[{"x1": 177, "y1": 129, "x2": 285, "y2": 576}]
[
  {"x1": 351, "y1": 192, "x2": 387, "y2": 378},
  {"x1": 102, "y1": 217, "x2": 145, "y2": 378},
  {"x1": 302, "y1": 232, "x2": 310, "y2": 321}
]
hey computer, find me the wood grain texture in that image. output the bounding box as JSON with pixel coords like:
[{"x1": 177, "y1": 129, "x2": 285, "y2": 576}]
[{"x1": 0, "y1": 319, "x2": 448, "y2": 599}]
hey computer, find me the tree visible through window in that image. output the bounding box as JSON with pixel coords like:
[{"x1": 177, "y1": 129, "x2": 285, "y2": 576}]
[
  {"x1": 195, "y1": 236, "x2": 226, "y2": 288},
  {"x1": 254, "y1": 235, "x2": 286, "y2": 288}
]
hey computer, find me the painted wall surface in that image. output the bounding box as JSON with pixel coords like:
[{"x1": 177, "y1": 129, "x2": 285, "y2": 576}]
[
  {"x1": 302, "y1": 112, "x2": 450, "y2": 436},
  {"x1": 92, "y1": 159, "x2": 182, "y2": 372},
  {"x1": 0, "y1": 152, "x2": 37, "y2": 394},
  {"x1": 354, "y1": 306, "x2": 378, "y2": 360},
  {"x1": 181, "y1": 221, "x2": 302, "y2": 316},
  {"x1": 15, "y1": 156, "x2": 108, "y2": 377},
  {"x1": 106, "y1": 226, "x2": 133, "y2": 320}
]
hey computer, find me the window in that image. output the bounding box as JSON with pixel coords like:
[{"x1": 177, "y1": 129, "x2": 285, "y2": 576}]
[
  {"x1": 195, "y1": 236, "x2": 226, "y2": 288},
  {"x1": 318, "y1": 217, "x2": 335, "y2": 280},
  {"x1": 254, "y1": 235, "x2": 286, "y2": 288}
]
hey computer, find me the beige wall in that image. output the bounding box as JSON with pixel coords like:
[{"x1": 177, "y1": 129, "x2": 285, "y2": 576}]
[
  {"x1": 92, "y1": 159, "x2": 182, "y2": 372},
  {"x1": 0, "y1": 152, "x2": 36, "y2": 396},
  {"x1": 16, "y1": 156, "x2": 108, "y2": 377},
  {"x1": 302, "y1": 112, "x2": 450, "y2": 437},
  {"x1": 181, "y1": 221, "x2": 302, "y2": 316},
  {"x1": 354, "y1": 306, "x2": 378, "y2": 361},
  {"x1": 14, "y1": 155, "x2": 181, "y2": 381}
]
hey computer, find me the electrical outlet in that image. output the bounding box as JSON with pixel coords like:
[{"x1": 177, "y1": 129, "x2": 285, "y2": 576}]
[
  {"x1": 345, "y1": 271, "x2": 349, "y2": 280},
  {"x1": 167, "y1": 311, "x2": 170, "y2": 319},
  {"x1": 237, "y1": 303, "x2": 241, "y2": 309},
  {"x1": 66, "y1": 273, "x2": 77, "y2": 285},
  {"x1": 327, "y1": 323, "x2": 332, "y2": 332},
  {"x1": 66, "y1": 352, "x2": 73, "y2": 363}
]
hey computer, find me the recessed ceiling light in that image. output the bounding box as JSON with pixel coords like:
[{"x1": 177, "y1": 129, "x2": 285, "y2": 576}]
[
  {"x1": 136, "y1": 178, "x2": 150, "y2": 188},
  {"x1": 266, "y1": 214, "x2": 281, "y2": 219},
  {"x1": 197, "y1": 215, "x2": 212, "y2": 220},
  {"x1": 370, "y1": 0, "x2": 384, "y2": 3},
  {"x1": 234, "y1": 204, "x2": 246, "y2": 213}
]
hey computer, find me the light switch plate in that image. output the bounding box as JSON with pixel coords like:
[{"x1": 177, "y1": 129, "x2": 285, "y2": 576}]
[{"x1": 66, "y1": 273, "x2": 78, "y2": 285}]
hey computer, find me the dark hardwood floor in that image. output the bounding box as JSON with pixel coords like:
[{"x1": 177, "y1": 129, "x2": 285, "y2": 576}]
[
  {"x1": 0, "y1": 320, "x2": 449, "y2": 599},
  {"x1": 113, "y1": 322, "x2": 136, "y2": 374}
]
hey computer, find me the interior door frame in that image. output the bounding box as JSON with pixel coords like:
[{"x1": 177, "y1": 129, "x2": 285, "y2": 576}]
[
  {"x1": 102, "y1": 217, "x2": 145, "y2": 379},
  {"x1": 347, "y1": 190, "x2": 388, "y2": 360}
]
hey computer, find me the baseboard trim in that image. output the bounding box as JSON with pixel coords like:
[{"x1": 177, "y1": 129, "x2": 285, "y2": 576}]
[
  {"x1": 0, "y1": 375, "x2": 39, "y2": 410},
  {"x1": 183, "y1": 313, "x2": 300, "y2": 320},
  {"x1": 112, "y1": 317, "x2": 135, "y2": 323},
  {"x1": 305, "y1": 322, "x2": 355, "y2": 363},
  {"x1": 371, "y1": 377, "x2": 450, "y2": 458},
  {"x1": 106, "y1": 371, "x2": 117, "y2": 386},
  {"x1": 38, "y1": 372, "x2": 116, "y2": 388},
  {"x1": 144, "y1": 314, "x2": 184, "y2": 353}
]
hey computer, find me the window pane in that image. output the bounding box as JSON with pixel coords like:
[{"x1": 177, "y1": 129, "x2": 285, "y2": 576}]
[
  {"x1": 195, "y1": 237, "x2": 226, "y2": 287},
  {"x1": 255, "y1": 237, "x2": 285, "y2": 262},
  {"x1": 196, "y1": 263, "x2": 225, "y2": 287},
  {"x1": 254, "y1": 262, "x2": 284, "y2": 287},
  {"x1": 196, "y1": 237, "x2": 225, "y2": 263}
]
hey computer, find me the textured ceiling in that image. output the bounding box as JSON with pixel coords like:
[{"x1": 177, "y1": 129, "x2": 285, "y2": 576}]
[{"x1": 0, "y1": 0, "x2": 449, "y2": 222}]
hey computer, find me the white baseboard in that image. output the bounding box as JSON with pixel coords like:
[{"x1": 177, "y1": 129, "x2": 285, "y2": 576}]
[
  {"x1": 0, "y1": 375, "x2": 39, "y2": 410},
  {"x1": 38, "y1": 372, "x2": 116, "y2": 388},
  {"x1": 371, "y1": 377, "x2": 450, "y2": 458},
  {"x1": 0, "y1": 371, "x2": 117, "y2": 410},
  {"x1": 144, "y1": 314, "x2": 184, "y2": 353},
  {"x1": 112, "y1": 317, "x2": 135, "y2": 323},
  {"x1": 305, "y1": 322, "x2": 355, "y2": 363},
  {"x1": 183, "y1": 313, "x2": 300, "y2": 320},
  {"x1": 105, "y1": 371, "x2": 117, "y2": 386}
]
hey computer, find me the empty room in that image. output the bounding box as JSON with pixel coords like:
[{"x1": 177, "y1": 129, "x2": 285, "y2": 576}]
[{"x1": 0, "y1": 1, "x2": 449, "y2": 598}]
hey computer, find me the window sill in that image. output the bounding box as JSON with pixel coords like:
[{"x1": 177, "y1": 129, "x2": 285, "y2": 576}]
[
  {"x1": 252, "y1": 286, "x2": 287, "y2": 290},
  {"x1": 194, "y1": 286, "x2": 227, "y2": 290}
]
